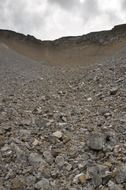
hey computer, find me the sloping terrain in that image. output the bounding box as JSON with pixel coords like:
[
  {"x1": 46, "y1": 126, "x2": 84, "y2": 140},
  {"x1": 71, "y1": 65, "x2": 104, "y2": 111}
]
[
  {"x1": 1, "y1": 24, "x2": 126, "y2": 65},
  {"x1": 0, "y1": 25, "x2": 126, "y2": 190}
]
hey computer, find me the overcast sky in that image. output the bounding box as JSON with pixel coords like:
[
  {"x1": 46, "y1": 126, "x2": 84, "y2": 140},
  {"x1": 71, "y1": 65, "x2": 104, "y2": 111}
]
[{"x1": 0, "y1": 0, "x2": 126, "y2": 40}]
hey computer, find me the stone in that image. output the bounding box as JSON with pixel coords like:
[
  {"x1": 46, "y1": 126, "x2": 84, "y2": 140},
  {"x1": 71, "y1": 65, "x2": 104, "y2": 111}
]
[
  {"x1": 115, "y1": 165, "x2": 126, "y2": 184},
  {"x1": 55, "y1": 155, "x2": 65, "y2": 168},
  {"x1": 65, "y1": 162, "x2": 72, "y2": 171},
  {"x1": 87, "y1": 97, "x2": 92, "y2": 101},
  {"x1": 1, "y1": 144, "x2": 10, "y2": 152},
  {"x1": 78, "y1": 174, "x2": 87, "y2": 184},
  {"x1": 0, "y1": 135, "x2": 5, "y2": 147},
  {"x1": 51, "y1": 168, "x2": 59, "y2": 179},
  {"x1": 110, "y1": 87, "x2": 118, "y2": 95},
  {"x1": 35, "y1": 118, "x2": 48, "y2": 128},
  {"x1": 11, "y1": 143, "x2": 26, "y2": 161},
  {"x1": 108, "y1": 181, "x2": 122, "y2": 190},
  {"x1": 60, "y1": 115, "x2": 67, "y2": 122},
  {"x1": 19, "y1": 119, "x2": 31, "y2": 126},
  {"x1": 73, "y1": 173, "x2": 85, "y2": 184},
  {"x1": 20, "y1": 129, "x2": 31, "y2": 141},
  {"x1": 88, "y1": 165, "x2": 104, "y2": 188},
  {"x1": 26, "y1": 175, "x2": 36, "y2": 187},
  {"x1": 0, "y1": 186, "x2": 6, "y2": 190},
  {"x1": 0, "y1": 129, "x2": 3, "y2": 135},
  {"x1": 3, "y1": 125, "x2": 11, "y2": 133},
  {"x1": 73, "y1": 173, "x2": 90, "y2": 184},
  {"x1": 32, "y1": 138, "x2": 40, "y2": 146},
  {"x1": 29, "y1": 153, "x2": 44, "y2": 165},
  {"x1": 88, "y1": 133, "x2": 104, "y2": 151},
  {"x1": 104, "y1": 162, "x2": 112, "y2": 169},
  {"x1": 11, "y1": 177, "x2": 25, "y2": 190},
  {"x1": 1, "y1": 144, "x2": 13, "y2": 159},
  {"x1": 97, "y1": 164, "x2": 109, "y2": 177},
  {"x1": 43, "y1": 150, "x2": 54, "y2": 164},
  {"x1": 52, "y1": 131, "x2": 63, "y2": 139},
  {"x1": 34, "y1": 178, "x2": 50, "y2": 190}
]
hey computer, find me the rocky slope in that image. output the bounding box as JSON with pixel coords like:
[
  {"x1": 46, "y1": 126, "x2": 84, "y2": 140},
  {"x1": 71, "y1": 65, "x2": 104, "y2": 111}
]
[
  {"x1": 1, "y1": 24, "x2": 126, "y2": 65},
  {"x1": 0, "y1": 24, "x2": 126, "y2": 190}
]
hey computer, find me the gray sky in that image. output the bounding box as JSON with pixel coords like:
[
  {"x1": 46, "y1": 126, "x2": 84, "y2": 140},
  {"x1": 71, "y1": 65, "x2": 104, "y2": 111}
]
[{"x1": 0, "y1": 0, "x2": 126, "y2": 40}]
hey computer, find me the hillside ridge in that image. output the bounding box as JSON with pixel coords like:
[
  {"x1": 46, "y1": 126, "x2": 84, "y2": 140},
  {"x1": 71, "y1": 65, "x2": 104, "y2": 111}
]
[
  {"x1": 0, "y1": 23, "x2": 126, "y2": 46},
  {"x1": 1, "y1": 23, "x2": 126, "y2": 65}
]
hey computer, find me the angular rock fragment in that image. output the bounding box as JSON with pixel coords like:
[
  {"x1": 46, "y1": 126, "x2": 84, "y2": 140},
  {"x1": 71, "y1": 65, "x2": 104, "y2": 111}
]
[
  {"x1": 29, "y1": 152, "x2": 44, "y2": 165},
  {"x1": 0, "y1": 135, "x2": 5, "y2": 147},
  {"x1": 88, "y1": 133, "x2": 105, "y2": 151},
  {"x1": 34, "y1": 178, "x2": 50, "y2": 190},
  {"x1": 43, "y1": 150, "x2": 54, "y2": 164},
  {"x1": 108, "y1": 180, "x2": 122, "y2": 190},
  {"x1": 11, "y1": 177, "x2": 25, "y2": 190},
  {"x1": 110, "y1": 87, "x2": 118, "y2": 95},
  {"x1": 115, "y1": 165, "x2": 126, "y2": 184},
  {"x1": 52, "y1": 131, "x2": 63, "y2": 139}
]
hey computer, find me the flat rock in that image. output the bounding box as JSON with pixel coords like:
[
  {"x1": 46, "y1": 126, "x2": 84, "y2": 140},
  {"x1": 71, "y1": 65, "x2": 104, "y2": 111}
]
[
  {"x1": 29, "y1": 152, "x2": 44, "y2": 165},
  {"x1": 52, "y1": 131, "x2": 63, "y2": 139}
]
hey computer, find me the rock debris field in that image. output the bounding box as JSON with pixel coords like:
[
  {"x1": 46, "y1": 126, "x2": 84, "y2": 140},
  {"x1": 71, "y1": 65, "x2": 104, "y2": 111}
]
[{"x1": 0, "y1": 44, "x2": 126, "y2": 190}]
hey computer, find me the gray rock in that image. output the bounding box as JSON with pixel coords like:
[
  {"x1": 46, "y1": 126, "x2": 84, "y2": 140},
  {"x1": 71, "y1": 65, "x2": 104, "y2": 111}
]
[
  {"x1": 29, "y1": 153, "x2": 44, "y2": 165},
  {"x1": 110, "y1": 87, "x2": 118, "y2": 95},
  {"x1": 108, "y1": 181, "x2": 122, "y2": 190},
  {"x1": 3, "y1": 125, "x2": 11, "y2": 133},
  {"x1": 87, "y1": 164, "x2": 109, "y2": 188},
  {"x1": 115, "y1": 165, "x2": 126, "y2": 184},
  {"x1": 1, "y1": 144, "x2": 10, "y2": 152},
  {"x1": 35, "y1": 118, "x2": 48, "y2": 128},
  {"x1": 55, "y1": 155, "x2": 65, "y2": 168},
  {"x1": 88, "y1": 133, "x2": 104, "y2": 151},
  {"x1": 11, "y1": 143, "x2": 26, "y2": 161},
  {"x1": 0, "y1": 135, "x2": 5, "y2": 147},
  {"x1": 26, "y1": 175, "x2": 36, "y2": 186},
  {"x1": 65, "y1": 162, "x2": 72, "y2": 171},
  {"x1": 20, "y1": 129, "x2": 31, "y2": 141},
  {"x1": 83, "y1": 184, "x2": 94, "y2": 190},
  {"x1": 0, "y1": 186, "x2": 6, "y2": 190},
  {"x1": 19, "y1": 119, "x2": 31, "y2": 126},
  {"x1": 43, "y1": 150, "x2": 54, "y2": 164},
  {"x1": 34, "y1": 178, "x2": 50, "y2": 190},
  {"x1": 1, "y1": 144, "x2": 13, "y2": 160}
]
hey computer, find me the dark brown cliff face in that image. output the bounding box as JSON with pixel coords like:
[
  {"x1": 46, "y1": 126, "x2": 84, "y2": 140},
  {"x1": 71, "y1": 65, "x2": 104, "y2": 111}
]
[{"x1": 0, "y1": 24, "x2": 126, "y2": 65}]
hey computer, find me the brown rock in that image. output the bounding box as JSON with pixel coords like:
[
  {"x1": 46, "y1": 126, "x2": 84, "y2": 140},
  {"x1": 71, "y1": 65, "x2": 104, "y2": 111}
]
[
  {"x1": 0, "y1": 135, "x2": 5, "y2": 147},
  {"x1": 11, "y1": 177, "x2": 25, "y2": 190},
  {"x1": 79, "y1": 174, "x2": 87, "y2": 184}
]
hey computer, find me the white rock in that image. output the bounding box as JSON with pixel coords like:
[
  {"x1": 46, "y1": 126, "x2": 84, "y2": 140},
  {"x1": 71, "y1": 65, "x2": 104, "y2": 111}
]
[
  {"x1": 32, "y1": 139, "x2": 39, "y2": 146},
  {"x1": 52, "y1": 131, "x2": 62, "y2": 138},
  {"x1": 87, "y1": 97, "x2": 92, "y2": 101}
]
